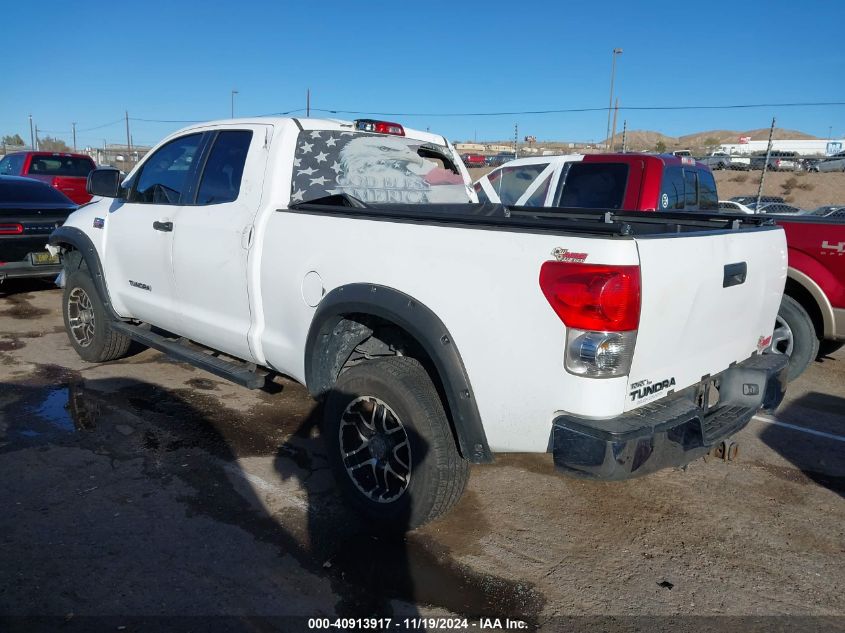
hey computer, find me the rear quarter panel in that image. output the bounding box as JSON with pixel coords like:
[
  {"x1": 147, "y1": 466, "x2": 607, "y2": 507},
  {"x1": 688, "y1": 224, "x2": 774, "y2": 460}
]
[
  {"x1": 256, "y1": 213, "x2": 641, "y2": 452},
  {"x1": 779, "y1": 219, "x2": 845, "y2": 310}
]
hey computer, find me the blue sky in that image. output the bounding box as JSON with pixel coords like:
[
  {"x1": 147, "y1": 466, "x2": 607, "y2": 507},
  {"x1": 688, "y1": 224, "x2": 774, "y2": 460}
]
[{"x1": 2, "y1": 0, "x2": 843, "y2": 148}]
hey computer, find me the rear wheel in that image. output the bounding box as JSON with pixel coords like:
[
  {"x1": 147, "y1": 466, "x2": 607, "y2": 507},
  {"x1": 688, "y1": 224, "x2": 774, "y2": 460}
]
[
  {"x1": 63, "y1": 270, "x2": 131, "y2": 362},
  {"x1": 771, "y1": 295, "x2": 819, "y2": 381},
  {"x1": 322, "y1": 356, "x2": 469, "y2": 531}
]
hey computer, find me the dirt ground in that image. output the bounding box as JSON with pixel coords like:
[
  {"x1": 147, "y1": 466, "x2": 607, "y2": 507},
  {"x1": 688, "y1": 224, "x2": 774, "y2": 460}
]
[
  {"x1": 0, "y1": 281, "x2": 843, "y2": 631},
  {"x1": 467, "y1": 167, "x2": 845, "y2": 210}
]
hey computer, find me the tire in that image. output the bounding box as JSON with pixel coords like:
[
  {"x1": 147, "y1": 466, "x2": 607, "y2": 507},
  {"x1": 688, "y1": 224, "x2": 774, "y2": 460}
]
[
  {"x1": 62, "y1": 270, "x2": 131, "y2": 362},
  {"x1": 322, "y1": 356, "x2": 469, "y2": 531},
  {"x1": 771, "y1": 295, "x2": 820, "y2": 382}
]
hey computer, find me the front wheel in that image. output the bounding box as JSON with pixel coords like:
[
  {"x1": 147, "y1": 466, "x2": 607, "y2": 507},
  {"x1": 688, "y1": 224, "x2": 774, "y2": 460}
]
[
  {"x1": 63, "y1": 270, "x2": 131, "y2": 362},
  {"x1": 322, "y1": 356, "x2": 469, "y2": 531},
  {"x1": 771, "y1": 295, "x2": 819, "y2": 381}
]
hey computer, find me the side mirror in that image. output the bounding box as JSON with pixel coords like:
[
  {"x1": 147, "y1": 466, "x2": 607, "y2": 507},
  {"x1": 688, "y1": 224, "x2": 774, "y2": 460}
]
[{"x1": 87, "y1": 168, "x2": 124, "y2": 198}]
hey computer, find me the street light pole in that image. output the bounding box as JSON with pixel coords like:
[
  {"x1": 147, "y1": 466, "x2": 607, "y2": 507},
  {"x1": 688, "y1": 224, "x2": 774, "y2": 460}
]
[
  {"x1": 231, "y1": 89, "x2": 239, "y2": 118},
  {"x1": 605, "y1": 48, "x2": 623, "y2": 150}
]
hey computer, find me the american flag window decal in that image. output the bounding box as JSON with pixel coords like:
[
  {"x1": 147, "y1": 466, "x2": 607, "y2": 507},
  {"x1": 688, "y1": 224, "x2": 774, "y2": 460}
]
[{"x1": 290, "y1": 130, "x2": 469, "y2": 205}]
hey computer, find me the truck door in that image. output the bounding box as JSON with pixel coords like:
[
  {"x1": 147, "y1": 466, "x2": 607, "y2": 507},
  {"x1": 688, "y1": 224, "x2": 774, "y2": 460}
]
[
  {"x1": 103, "y1": 132, "x2": 205, "y2": 333},
  {"x1": 170, "y1": 125, "x2": 271, "y2": 361}
]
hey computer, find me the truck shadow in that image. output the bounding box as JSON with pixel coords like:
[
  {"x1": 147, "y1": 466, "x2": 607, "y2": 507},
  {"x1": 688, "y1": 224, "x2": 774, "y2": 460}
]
[
  {"x1": 759, "y1": 392, "x2": 845, "y2": 498},
  {"x1": 0, "y1": 369, "x2": 543, "y2": 625}
]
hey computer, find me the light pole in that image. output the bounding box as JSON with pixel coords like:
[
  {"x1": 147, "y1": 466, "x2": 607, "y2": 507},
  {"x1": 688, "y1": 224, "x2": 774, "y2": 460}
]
[
  {"x1": 605, "y1": 48, "x2": 623, "y2": 150},
  {"x1": 231, "y1": 89, "x2": 239, "y2": 118}
]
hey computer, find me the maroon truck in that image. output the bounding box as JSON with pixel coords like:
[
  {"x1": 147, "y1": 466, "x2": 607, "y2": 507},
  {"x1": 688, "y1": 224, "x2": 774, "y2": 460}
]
[{"x1": 0, "y1": 151, "x2": 96, "y2": 205}]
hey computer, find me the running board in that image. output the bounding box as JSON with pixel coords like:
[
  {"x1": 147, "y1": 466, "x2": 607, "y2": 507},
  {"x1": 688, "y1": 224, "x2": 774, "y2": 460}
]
[{"x1": 111, "y1": 321, "x2": 268, "y2": 389}]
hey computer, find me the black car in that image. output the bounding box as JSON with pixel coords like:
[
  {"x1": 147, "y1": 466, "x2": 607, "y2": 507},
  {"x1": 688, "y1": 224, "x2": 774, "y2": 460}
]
[{"x1": 0, "y1": 175, "x2": 77, "y2": 281}]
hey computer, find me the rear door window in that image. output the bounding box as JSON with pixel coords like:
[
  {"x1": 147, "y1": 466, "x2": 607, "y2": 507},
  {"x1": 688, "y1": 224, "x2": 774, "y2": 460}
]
[
  {"x1": 557, "y1": 162, "x2": 628, "y2": 209},
  {"x1": 26, "y1": 155, "x2": 95, "y2": 177},
  {"x1": 195, "y1": 130, "x2": 252, "y2": 204},
  {"x1": 494, "y1": 163, "x2": 549, "y2": 205}
]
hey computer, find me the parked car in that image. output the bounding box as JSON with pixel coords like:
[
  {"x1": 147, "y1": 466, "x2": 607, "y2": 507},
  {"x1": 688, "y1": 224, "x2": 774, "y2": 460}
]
[
  {"x1": 718, "y1": 200, "x2": 755, "y2": 214},
  {"x1": 809, "y1": 152, "x2": 845, "y2": 173},
  {"x1": 0, "y1": 175, "x2": 76, "y2": 281},
  {"x1": 731, "y1": 195, "x2": 784, "y2": 206},
  {"x1": 769, "y1": 217, "x2": 845, "y2": 379},
  {"x1": 698, "y1": 152, "x2": 732, "y2": 170},
  {"x1": 485, "y1": 152, "x2": 517, "y2": 167},
  {"x1": 0, "y1": 151, "x2": 97, "y2": 204},
  {"x1": 807, "y1": 206, "x2": 845, "y2": 218},
  {"x1": 476, "y1": 153, "x2": 720, "y2": 212},
  {"x1": 460, "y1": 153, "x2": 486, "y2": 169},
  {"x1": 749, "y1": 151, "x2": 798, "y2": 172},
  {"x1": 49, "y1": 116, "x2": 788, "y2": 529},
  {"x1": 757, "y1": 203, "x2": 804, "y2": 215}
]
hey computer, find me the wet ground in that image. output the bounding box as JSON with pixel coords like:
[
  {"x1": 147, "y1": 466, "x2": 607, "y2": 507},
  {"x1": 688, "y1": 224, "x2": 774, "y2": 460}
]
[{"x1": 0, "y1": 281, "x2": 843, "y2": 631}]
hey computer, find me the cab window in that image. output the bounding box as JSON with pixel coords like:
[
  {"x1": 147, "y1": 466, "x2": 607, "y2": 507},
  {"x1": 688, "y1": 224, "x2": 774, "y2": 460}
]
[
  {"x1": 698, "y1": 169, "x2": 718, "y2": 210},
  {"x1": 195, "y1": 131, "x2": 252, "y2": 204},
  {"x1": 495, "y1": 163, "x2": 549, "y2": 205},
  {"x1": 684, "y1": 169, "x2": 698, "y2": 208},
  {"x1": 659, "y1": 166, "x2": 685, "y2": 210},
  {"x1": 130, "y1": 134, "x2": 202, "y2": 204}
]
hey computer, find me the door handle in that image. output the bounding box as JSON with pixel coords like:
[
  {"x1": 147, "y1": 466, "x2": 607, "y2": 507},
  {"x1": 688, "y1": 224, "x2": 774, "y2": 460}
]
[
  {"x1": 153, "y1": 221, "x2": 173, "y2": 232},
  {"x1": 723, "y1": 262, "x2": 747, "y2": 287}
]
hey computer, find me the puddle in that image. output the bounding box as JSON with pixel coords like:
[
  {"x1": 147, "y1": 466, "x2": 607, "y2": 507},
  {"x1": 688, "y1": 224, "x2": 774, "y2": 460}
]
[
  {"x1": 7, "y1": 382, "x2": 99, "y2": 440},
  {"x1": 0, "y1": 338, "x2": 24, "y2": 352},
  {"x1": 0, "y1": 294, "x2": 49, "y2": 319}
]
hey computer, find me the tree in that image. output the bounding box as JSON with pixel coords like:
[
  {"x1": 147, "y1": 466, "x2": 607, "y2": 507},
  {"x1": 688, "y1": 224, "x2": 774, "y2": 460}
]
[
  {"x1": 655, "y1": 140, "x2": 667, "y2": 153},
  {"x1": 2, "y1": 134, "x2": 25, "y2": 146},
  {"x1": 37, "y1": 135, "x2": 70, "y2": 152}
]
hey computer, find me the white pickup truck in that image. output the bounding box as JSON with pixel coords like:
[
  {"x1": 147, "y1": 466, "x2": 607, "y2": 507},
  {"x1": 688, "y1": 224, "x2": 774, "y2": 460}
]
[{"x1": 50, "y1": 117, "x2": 789, "y2": 530}]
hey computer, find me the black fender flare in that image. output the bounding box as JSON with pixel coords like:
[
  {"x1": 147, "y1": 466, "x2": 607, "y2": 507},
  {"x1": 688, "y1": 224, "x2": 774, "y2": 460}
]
[
  {"x1": 305, "y1": 283, "x2": 492, "y2": 463},
  {"x1": 48, "y1": 226, "x2": 120, "y2": 320}
]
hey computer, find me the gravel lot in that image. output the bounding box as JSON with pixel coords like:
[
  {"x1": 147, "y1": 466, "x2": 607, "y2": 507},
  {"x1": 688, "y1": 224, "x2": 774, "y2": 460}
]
[{"x1": 1, "y1": 280, "x2": 842, "y2": 631}]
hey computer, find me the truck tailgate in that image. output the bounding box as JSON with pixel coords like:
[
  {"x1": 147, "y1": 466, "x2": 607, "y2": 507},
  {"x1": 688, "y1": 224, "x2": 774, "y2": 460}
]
[{"x1": 625, "y1": 226, "x2": 787, "y2": 410}]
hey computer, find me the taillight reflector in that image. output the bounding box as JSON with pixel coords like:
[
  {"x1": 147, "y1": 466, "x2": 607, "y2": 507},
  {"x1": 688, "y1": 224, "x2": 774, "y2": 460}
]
[
  {"x1": 539, "y1": 261, "x2": 641, "y2": 331},
  {"x1": 0, "y1": 223, "x2": 24, "y2": 235}
]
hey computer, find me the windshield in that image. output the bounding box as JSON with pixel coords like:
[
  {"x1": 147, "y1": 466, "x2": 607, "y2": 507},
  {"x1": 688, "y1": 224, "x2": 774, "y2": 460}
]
[
  {"x1": 556, "y1": 163, "x2": 628, "y2": 209},
  {"x1": 26, "y1": 155, "x2": 95, "y2": 177},
  {"x1": 290, "y1": 131, "x2": 469, "y2": 204}
]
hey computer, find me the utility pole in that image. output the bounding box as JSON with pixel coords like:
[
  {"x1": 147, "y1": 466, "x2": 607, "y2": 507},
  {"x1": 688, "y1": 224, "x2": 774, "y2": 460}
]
[
  {"x1": 605, "y1": 48, "x2": 623, "y2": 150},
  {"x1": 756, "y1": 117, "x2": 776, "y2": 210},
  {"x1": 610, "y1": 98, "x2": 620, "y2": 151},
  {"x1": 34, "y1": 125, "x2": 39, "y2": 150},
  {"x1": 306, "y1": 88, "x2": 310, "y2": 117},
  {"x1": 29, "y1": 115, "x2": 34, "y2": 150},
  {"x1": 514, "y1": 123, "x2": 519, "y2": 158},
  {"x1": 125, "y1": 111, "x2": 132, "y2": 158},
  {"x1": 72, "y1": 122, "x2": 77, "y2": 151},
  {"x1": 231, "y1": 89, "x2": 238, "y2": 118},
  {"x1": 621, "y1": 119, "x2": 628, "y2": 153}
]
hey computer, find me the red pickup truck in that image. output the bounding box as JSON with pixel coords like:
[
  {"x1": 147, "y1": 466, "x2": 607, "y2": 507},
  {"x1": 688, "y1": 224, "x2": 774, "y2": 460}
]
[
  {"x1": 0, "y1": 151, "x2": 96, "y2": 205},
  {"x1": 772, "y1": 217, "x2": 845, "y2": 379}
]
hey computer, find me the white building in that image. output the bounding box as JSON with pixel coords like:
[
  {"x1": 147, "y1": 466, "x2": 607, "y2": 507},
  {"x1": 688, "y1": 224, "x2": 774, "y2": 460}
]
[{"x1": 719, "y1": 139, "x2": 845, "y2": 156}]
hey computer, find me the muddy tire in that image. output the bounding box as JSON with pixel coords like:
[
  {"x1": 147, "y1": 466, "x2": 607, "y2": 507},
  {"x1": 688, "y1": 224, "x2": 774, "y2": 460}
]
[
  {"x1": 62, "y1": 270, "x2": 131, "y2": 363},
  {"x1": 772, "y1": 295, "x2": 819, "y2": 382},
  {"x1": 322, "y1": 356, "x2": 469, "y2": 531}
]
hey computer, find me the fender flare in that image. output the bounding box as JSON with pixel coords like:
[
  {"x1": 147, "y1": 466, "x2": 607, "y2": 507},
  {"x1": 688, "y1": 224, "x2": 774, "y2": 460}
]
[
  {"x1": 305, "y1": 283, "x2": 492, "y2": 463},
  {"x1": 48, "y1": 226, "x2": 120, "y2": 320}
]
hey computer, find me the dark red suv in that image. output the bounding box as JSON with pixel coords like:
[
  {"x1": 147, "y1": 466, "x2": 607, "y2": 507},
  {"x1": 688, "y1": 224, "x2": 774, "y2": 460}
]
[{"x1": 0, "y1": 151, "x2": 97, "y2": 204}]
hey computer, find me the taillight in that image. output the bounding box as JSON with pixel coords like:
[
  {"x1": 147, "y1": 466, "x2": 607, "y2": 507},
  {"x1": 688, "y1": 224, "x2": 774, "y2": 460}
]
[
  {"x1": 540, "y1": 261, "x2": 641, "y2": 378},
  {"x1": 0, "y1": 223, "x2": 24, "y2": 235},
  {"x1": 539, "y1": 262, "x2": 641, "y2": 331}
]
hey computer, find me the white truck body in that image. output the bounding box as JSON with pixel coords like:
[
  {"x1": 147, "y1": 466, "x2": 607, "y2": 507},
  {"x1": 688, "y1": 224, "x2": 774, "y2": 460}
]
[{"x1": 51, "y1": 117, "x2": 790, "y2": 524}]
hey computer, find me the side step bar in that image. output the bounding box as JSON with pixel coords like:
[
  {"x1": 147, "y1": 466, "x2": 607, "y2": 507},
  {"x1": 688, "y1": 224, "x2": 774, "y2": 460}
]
[{"x1": 111, "y1": 321, "x2": 268, "y2": 389}]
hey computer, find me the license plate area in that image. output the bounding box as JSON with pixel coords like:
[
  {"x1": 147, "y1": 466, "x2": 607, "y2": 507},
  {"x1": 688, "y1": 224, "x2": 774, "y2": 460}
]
[{"x1": 30, "y1": 251, "x2": 61, "y2": 266}]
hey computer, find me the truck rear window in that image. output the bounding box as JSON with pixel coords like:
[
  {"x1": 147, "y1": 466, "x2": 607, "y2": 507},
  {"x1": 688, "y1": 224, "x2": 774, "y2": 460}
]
[
  {"x1": 290, "y1": 131, "x2": 469, "y2": 204},
  {"x1": 27, "y1": 155, "x2": 95, "y2": 177},
  {"x1": 557, "y1": 163, "x2": 628, "y2": 209}
]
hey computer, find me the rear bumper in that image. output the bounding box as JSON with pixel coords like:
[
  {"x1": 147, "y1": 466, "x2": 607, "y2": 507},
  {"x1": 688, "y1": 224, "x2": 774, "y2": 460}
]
[
  {"x1": 0, "y1": 260, "x2": 62, "y2": 281},
  {"x1": 551, "y1": 353, "x2": 788, "y2": 480}
]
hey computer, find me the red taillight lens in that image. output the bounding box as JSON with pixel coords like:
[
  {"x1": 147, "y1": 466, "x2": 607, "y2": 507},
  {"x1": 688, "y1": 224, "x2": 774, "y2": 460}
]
[
  {"x1": 354, "y1": 119, "x2": 405, "y2": 136},
  {"x1": 0, "y1": 223, "x2": 24, "y2": 235},
  {"x1": 539, "y1": 261, "x2": 641, "y2": 331}
]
